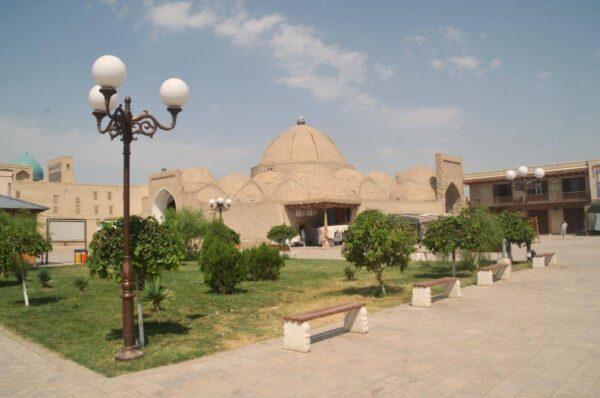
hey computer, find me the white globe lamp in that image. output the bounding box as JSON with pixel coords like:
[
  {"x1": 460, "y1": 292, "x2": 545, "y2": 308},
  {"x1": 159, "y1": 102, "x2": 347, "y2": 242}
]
[
  {"x1": 505, "y1": 169, "x2": 517, "y2": 181},
  {"x1": 208, "y1": 198, "x2": 216, "y2": 206},
  {"x1": 88, "y1": 85, "x2": 118, "y2": 112},
  {"x1": 217, "y1": 197, "x2": 224, "y2": 205},
  {"x1": 160, "y1": 78, "x2": 190, "y2": 108},
  {"x1": 517, "y1": 165, "x2": 529, "y2": 178},
  {"x1": 92, "y1": 55, "x2": 127, "y2": 88},
  {"x1": 534, "y1": 167, "x2": 545, "y2": 179}
]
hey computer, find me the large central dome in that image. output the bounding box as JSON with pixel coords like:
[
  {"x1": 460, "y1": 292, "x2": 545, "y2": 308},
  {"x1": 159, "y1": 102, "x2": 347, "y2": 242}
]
[{"x1": 252, "y1": 119, "x2": 349, "y2": 176}]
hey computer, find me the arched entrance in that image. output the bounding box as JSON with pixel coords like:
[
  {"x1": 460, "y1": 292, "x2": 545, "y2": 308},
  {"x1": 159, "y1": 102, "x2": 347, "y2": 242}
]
[
  {"x1": 153, "y1": 188, "x2": 176, "y2": 222},
  {"x1": 445, "y1": 183, "x2": 461, "y2": 214}
]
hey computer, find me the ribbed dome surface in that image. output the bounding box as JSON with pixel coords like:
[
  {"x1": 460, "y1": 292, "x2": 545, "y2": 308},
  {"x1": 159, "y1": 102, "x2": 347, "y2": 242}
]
[
  {"x1": 258, "y1": 124, "x2": 347, "y2": 167},
  {"x1": 15, "y1": 152, "x2": 43, "y2": 181}
]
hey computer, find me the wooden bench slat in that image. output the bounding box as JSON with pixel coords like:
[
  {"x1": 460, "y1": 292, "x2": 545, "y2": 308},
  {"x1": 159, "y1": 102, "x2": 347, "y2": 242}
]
[
  {"x1": 479, "y1": 263, "x2": 509, "y2": 271},
  {"x1": 283, "y1": 302, "x2": 365, "y2": 323},
  {"x1": 413, "y1": 277, "x2": 458, "y2": 288}
]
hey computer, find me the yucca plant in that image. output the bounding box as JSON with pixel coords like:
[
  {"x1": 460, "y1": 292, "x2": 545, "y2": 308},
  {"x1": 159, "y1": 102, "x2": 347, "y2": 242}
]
[
  {"x1": 143, "y1": 276, "x2": 174, "y2": 311},
  {"x1": 37, "y1": 268, "x2": 52, "y2": 288},
  {"x1": 72, "y1": 276, "x2": 88, "y2": 295}
]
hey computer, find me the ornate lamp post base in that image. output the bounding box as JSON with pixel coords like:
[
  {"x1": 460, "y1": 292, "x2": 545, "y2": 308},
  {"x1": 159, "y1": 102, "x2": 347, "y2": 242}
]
[{"x1": 115, "y1": 347, "x2": 144, "y2": 361}]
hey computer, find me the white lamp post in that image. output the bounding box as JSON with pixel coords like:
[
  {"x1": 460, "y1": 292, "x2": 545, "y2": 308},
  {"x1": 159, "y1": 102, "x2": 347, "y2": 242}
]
[
  {"x1": 89, "y1": 54, "x2": 189, "y2": 362},
  {"x1": 209, "y1": 197, "x2": 232, "y2": 222}
]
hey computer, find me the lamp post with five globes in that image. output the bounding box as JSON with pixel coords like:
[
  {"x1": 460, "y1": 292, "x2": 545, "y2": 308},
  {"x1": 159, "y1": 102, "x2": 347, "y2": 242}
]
[
  {"x1": 209, "y1": 197, "x2": 232, "y2": 222},
  {"x1": 88, "y1": 55, "x2": 189, "y2": 361}
]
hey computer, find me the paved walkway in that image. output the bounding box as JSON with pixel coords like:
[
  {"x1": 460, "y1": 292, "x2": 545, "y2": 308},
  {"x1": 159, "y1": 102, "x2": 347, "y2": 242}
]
[{"x1": 1, "y1": 236, "x2": 599, "y2": 397}]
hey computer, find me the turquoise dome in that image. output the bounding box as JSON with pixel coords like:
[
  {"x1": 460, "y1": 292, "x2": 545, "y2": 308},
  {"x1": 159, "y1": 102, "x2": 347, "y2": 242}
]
[{"x1": 15, "y1": 152, "x2": 44, "y2": 181}]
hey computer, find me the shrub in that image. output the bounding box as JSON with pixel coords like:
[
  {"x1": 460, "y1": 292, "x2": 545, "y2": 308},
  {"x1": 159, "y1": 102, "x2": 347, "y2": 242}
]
[
  {"x1": 37, "y1": 268, "x2": 51, "y2": 287},
  {"x1": 199, "y1": 232, "x2": 244, "y2": 294},
  {"x1": 203, "y1": 220, "x2": 240, "y2": 246},
  {"x1": 243, "y1": 243, "x2": 284, "y2": 281},
  {"x1": 143, "y1": 276, "x2": 174, "y2": 311},
  {"x1": 73, "y1": 277, "x2": 89, "y2": 294},
  {"x1": 343, "y1": 210, "x2": 417, "y2": 296},
  {"x1": 343, "y1": 265, "x2": 356, "y2": 280},
  {"x1": 267, "y1": 224, "x2": 297, "y2": 245}
]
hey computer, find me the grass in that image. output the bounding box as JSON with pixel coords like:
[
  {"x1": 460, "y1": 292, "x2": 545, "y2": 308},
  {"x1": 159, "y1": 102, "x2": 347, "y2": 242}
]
[{"x1": 0, "y1": 258, "x2": 530, "y2": 376}]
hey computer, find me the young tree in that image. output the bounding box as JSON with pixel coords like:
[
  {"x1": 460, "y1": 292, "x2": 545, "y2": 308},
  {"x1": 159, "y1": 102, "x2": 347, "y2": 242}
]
[
  {"x1": 267, "y1": 224, "x2": 298, "y2": 246},
  {"x1": 87, "y1": 216, "x2": 184, "y2": 347},
  {"x1": 0, "y1": 211, "x2": 51, "y2": 307},
  {"x1": 198, "y1": 221, "x2": 245, "y2": 293},
  {"x1": 498, "y1": 210, "x2": 535, "y2": 260},
  {"x1": 164, "y1": 207, "x2": 207, "y2": 259},
  {"x1": 459, "y1": 207, "x2": 503, "y2": 267},
  {"x1": 422, "y1": 216, "x2": 463, "y2": 276},
  {"x1": 343, "y1": 210, "x2": 417, "y2": 296}
]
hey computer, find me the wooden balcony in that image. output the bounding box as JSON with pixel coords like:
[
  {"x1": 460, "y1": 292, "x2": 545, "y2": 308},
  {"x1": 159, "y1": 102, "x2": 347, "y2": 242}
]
[
  {"x1": 561, "y1": 191, "x2": 589, "y2": 201},
  {"x1": 490, "y1": 190, "x2": 589, "y2": 206}
]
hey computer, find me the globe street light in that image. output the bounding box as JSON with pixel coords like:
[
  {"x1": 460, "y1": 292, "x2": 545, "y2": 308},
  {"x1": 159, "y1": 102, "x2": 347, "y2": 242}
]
[
  {"x1": 209, "y1": 197, "x2": 232, "y2": 222},
  {"x1": 505, "y1": 165, "x2": 545, "y2": 258},
  {"x1": 89, "y1": 55, "x2": 189, "y2": 361}
]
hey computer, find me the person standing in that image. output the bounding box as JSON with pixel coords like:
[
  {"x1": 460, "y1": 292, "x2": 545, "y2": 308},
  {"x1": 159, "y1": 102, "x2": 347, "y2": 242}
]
[{"x1": 561, "y1": 220, "x2": 568, "y2": 238}]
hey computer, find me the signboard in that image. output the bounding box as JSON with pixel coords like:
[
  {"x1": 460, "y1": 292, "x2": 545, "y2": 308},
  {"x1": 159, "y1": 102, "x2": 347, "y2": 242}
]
[
  {"x1": 47, "y1": 219, "x2": 86, "y2": 243},
  {"x1": 592, "y1": 164, "x2": 600, "y2": 199},
  {"x1": 295, "y1": 207, "x2": 315, "y2": 217}
]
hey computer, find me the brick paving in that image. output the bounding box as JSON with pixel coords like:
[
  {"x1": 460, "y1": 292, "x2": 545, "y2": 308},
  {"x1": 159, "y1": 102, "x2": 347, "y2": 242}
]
[{"x1": 1, "y1": 236, "x2": 599, "y2": 397}]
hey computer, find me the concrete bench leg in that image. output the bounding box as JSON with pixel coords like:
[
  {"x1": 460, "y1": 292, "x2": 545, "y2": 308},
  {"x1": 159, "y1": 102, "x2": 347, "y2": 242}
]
[
  {"x1": 444, "y1": 279, "x2": 461, "y2": 298},
  {"x1": 532, "y1": 257, "x2": 546, "y2": 268},
  {"x1": 283, "y1": 321, "x2": 311, "y2": 352},
  {"x1": 550, "y1": 254, "x2": 558, "y2": 265},
  {"x1": 412, "y1": 287, "x2": 432, "y2": 307},
  {"x1": 498, "y1": 258, "x2": 512, "y2": 280},
  {"x1": 344, "y1": 307, "x2": 369, "y2": 333},
  {"x1": 477, "y1": 270, "x2": 494, "y2": 286}
]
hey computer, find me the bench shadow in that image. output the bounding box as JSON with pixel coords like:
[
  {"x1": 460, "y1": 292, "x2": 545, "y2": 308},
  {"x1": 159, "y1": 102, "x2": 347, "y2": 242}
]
[
  {"x1": 0, "y1": 280, "x2": 20, "y2": 288},
  {"x1": 186, "y1": 312, "x2": 208, "y2": 321},
  {"x1": 414, "y1": 272, "x2": 470, "y2": 279},
  {"x1": 12, "y1": 296, "x2": 65, "y2": 306},
  {"x1": 431, "y1": 294, "x2": 449, "y2": 303},
  {"x1": 334, "y1": 285, "x2": 404, "y2": 297},
  {"x1": 310, "y1": 327, "x2": 347, "y2": 344},
  {"x1": 106, "y1": 321, "x2": 190, "y2": 342}
]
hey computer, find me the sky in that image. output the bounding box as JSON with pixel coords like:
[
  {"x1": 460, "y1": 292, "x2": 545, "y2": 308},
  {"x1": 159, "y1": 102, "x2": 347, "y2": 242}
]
[{"x1": 0, "y1": 0, "x2": 599, "y2": 184}]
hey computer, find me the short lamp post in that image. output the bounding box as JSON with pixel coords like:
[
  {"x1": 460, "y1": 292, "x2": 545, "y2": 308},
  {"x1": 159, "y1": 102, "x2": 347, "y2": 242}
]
[
  {"x1": 208, "y1": 197, "x2": 232, "y2": 222},
  {"x1": 505, "y1": 165, "x2": 545, "y2": 258},
  {"x1": 88, "y1": 55, "x2": 189, "y2": 361}
]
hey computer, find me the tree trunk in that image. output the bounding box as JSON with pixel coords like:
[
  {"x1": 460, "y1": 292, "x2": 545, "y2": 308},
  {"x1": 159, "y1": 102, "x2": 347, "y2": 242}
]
[
  {"x1": 451, "y1": 250, "x2": 456, "y2": 277},
  {"x1": 375, "y1": 269, "x2": 386, "y2": 296},
  {"x1": 134, "y1": 273, "x2": 145, "y2": 348},
  {"x1": 21, "y1": 267, "x2": 29, "y2": 308}
]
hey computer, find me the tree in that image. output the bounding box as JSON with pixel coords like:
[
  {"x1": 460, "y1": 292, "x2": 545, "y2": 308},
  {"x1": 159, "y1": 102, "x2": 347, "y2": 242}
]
[
  {"x1": 343, "y1": 210, "x2": 417, "y2": 295},
  {"x1": 498, "y1": 210, "x2": 535, "y2": 260},
  {"x1": 203, "y1": 220, "x2": 240, "y2": 246},
  {"x1": 164, "y1": 207, "x2": 207, "y2": 259},
  {"x1": 459, "y1": 207, "x2": 503, "y2": 267},
  {"x1": 267, "y1": 224, "x2": 297, "y2": 245},
  {"x1": 87, "y1": 216, "x2": 184, "y2": 347},
  {"x1": 422, "y1": 216, "x2": 463, "y2": 276},
  {"x1": 199, "y1": 231, "x2": 245, "y2": 294},
  {"x1": 0, "y1": 211, "x2": 51, "y2": 307},
  {"x1": 242, "y1": 243, "x2": 284, "y2": 281}
]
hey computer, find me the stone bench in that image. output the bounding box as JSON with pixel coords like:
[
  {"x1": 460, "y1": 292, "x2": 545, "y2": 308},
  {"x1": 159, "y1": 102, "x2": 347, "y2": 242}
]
[
  {"x1": 533, "y1": 252, "x2": 557, "y2": 268},
  {"x1": 411, "y1": 277, "x2": 461, "y2": 308},
  {"x1": 477, "y1": 258, "x2": 512, "y2": 286},
  {"x1": 283, "y1": 302, "x2": 368, "y2": 352}
]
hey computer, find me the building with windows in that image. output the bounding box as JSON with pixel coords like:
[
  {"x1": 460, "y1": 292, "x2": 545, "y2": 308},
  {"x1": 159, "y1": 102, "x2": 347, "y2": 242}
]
[
  {"x1": 464, "y1": 160, "x2": 600, "y2": 234},
  {"x1": 2, "y1": 119, "x2": 466, "y2": 246}
]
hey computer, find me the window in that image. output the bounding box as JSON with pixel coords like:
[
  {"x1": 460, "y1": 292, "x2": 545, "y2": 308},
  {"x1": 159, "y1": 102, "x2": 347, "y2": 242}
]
[
  {"x1": 93, "y1": 191, "x2": 98, "y2": 200},
  {"x1": 15, "y1": 191, "x2": 20, "y2": 199},
  {"x1": 94, "y1": 205, "x2": 99, "y2": 215},
  {"x1": 562, "y1": 177, "x2": 586, "y2": 193},
  {"x1": 7, "y1": 182, "x2": 11, "y2": 196},
  {"x1": 107, "y1": 192, "x2": 112, "y2": 200},
  {"x1": 109, "y1": 205, "x2": 114, "y2": 215},
  {"x1": 75, "y1": 197, "x2": 80, "y2": 205},
  {"x1": 527, "y1": 180, "x2": 548, "y2": 195},
  {"x1": 75, "y1": 205, "x2": 81, "y2": 215},
  {"x1": 52, "y1": 206, "x2": 58, "y2": 214},
  {"x1": 52, "y1": 195, "x2": 58, "y2": 204},
  {"x1": 493, "y1": 184, "x2": 512, "y2": 197},
  {"x1": 48, "y1": 163, "x2": 62, "y2": 182}
]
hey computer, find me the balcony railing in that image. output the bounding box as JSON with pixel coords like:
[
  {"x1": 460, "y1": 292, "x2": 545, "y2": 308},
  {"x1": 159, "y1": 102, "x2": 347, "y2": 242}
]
[
  {"x1": 562, "y1": 191, "x2": 589, "y2": 201},
  {"x1": 490, "y1": 190, "x2": 589, "y2": 206}
]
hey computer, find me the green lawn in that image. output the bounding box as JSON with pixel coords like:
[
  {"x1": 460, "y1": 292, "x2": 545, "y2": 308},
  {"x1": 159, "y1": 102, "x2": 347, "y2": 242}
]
[{"x1": 0, "y1": 259, "x2": 530, "y2": 376}]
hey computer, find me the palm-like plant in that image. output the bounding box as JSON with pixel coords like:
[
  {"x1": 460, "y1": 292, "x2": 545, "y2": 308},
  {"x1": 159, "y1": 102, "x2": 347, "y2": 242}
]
[
  {"x1": 143, "y1": 276, "x2": 174, "y2": 311},
  {"x1": 37, "y1": 268, "x2": 52, "y2": 288},
  {"x1": 73, "y1": 276, "x2": 89, "y2": 295}
]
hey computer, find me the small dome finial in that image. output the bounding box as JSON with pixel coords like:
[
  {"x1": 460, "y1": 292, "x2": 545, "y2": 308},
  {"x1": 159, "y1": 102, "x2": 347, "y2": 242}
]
[{"x1": 296, "y1": 115, "x2": 306, "y2": 125}]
